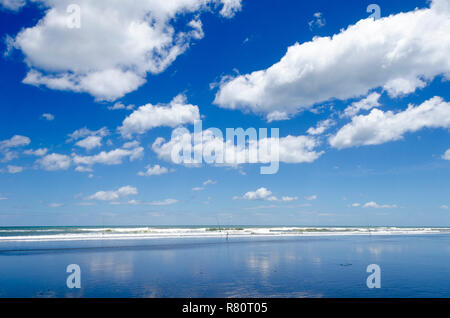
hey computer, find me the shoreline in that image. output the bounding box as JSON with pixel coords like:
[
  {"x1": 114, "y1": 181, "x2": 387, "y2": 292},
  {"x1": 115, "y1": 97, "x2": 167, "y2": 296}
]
[{"x1": 0, "y1": 226, "x2": 448, "y2": 243}]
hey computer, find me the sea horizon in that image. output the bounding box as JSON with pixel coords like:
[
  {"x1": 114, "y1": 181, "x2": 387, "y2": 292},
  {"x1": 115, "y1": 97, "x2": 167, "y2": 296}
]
[{"x1": 1, "y1": 225, "x2": 450, "y2": 243}]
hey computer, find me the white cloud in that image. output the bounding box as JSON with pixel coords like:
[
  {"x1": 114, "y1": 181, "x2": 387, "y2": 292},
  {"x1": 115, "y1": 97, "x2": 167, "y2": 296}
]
[
  {"x1": 0, "y1": 135, "x2": 30, "y2": 150},
  {"x1": 309, "y1": 12, "x2": 326, "y2": 30},
  {"x1": 304, "y1": 195, "x2": 317, "y2": 201},
  {"x1": 273, "y1": 196, "x2": 298, "y2": 202},
  {"x1": 68, "y1": 127, "x2": 109, "y2": 142},
  {"x1": 107, "y1": 102, "x2": 135, "y2": 111},
  {"x1": 441, "y1": 205, "x2": 450, "y2": 210},
  {"x1": 0, "y1": 0, "x2": 25, "y2": 11},
  {"x1": 266, "y1": 111, "x2": 289, "y2": 123},
  {"x1": 41, "y1": 113, "x2": 55, "y2": 121},
  {"x1": 37, "y1": 153, "x2": 71, "y2": 171},
  {"x1": 236, "y1": 187, "x2": 272, "y2": 200},
  {"x1": 329, "y1": 97, "x2": 450, "y2": 149},
  {"x1": 362, "y1": 201, "x2": 397, "y2": 209},
  {"x1": 307, "y1": 119, "x2": 335, "y2": 136},
  {"x1": 3, "y1": 35, "x2": 15, "y2": 57},
  {"x1": 75, "y1": 136, "x2": 102, "y2": 150},
  {"x1": 148, "y1": 198, "x2": 178, "y2": 206},
  {"x1": 24, "y1": 148, "x2": 48, "y2": 156},
  {"x1": 0, "y1": 135, "x2": 30, "y2": 162},
  {"x1": 219, "y1": 0, "x2": 242, "y2": 18},
  {"x1": 192, "y1": 179, "x2": 216, "y2": 191},
  {"x1": 48, "y1": 203, "x2": 64, "y2": 208},
  {"x1": 119, "y1": 94, "x2": 200, "y2": 138},
  {"x1": 73, "y1": 146, "x2": 144, "y2": 167},
  {"x1": 35, "y1": 140, "x2": 143, "y2": 171},
  {"x1": 75, "y1": 166, "x2": 93, "y2": 173},
  {"x1": 0, "y1": 151, "x2": 18, "y2": 163},
  {"x1": 443, "y1": 149, "x2": 450, "y2": 161},
  {"x1": 112, "y1": 198, "x2": 178, "y2": 206},
  {"x1": 6, "y1": 165, "x2": 23, "y2": 174},
  {"x1": 138, "y1": 164, "x2": 169, "y2": 176},
  {"x1": 342, "y1": 92, "x2": 381, "y2": 118},
  {"x1": 12, "y1": 0, "x2": 241, "y2": 101},
  {"x1": 351, "y1": 203, "x2": 361, "y2": 207},
  {"x1": 152, "y1": 128, "x2": 323, "y2": 166},
  {"x1": 187, "y1": 18, "x2": 204, "y2": 40},
  {"x1": 23, "y1": 69, "x2": 146, "y2": 101},
  {"x1": 122, "y1": 141, "x2": 141, "y2": 149},
  {"x1": 213, "y1": 0, "x2": 450, "y2": 118},
  {"x1": 87, "y1": 186, "x2": 138, "y2": 201},
  {"x1": 234, "y1": 187, "x2": 298, "y2": 202},
  {"x1": 69, "y1": 127, "x2": 109, "y2": 150},
  {"x1": 0, "y1": 196, "x2": 7, "y2": 200}
]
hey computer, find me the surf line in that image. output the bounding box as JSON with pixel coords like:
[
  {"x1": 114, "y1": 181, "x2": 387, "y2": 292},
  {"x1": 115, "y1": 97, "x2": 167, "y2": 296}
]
[{"x1": 182, "y1": 302, "x2": 216, "y2": 316}]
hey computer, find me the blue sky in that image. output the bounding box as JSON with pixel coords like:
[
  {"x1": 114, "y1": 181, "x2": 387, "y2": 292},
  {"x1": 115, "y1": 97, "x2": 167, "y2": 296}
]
[{"x1": 0, "y1": 0, "x2": 449, "y2": 226}]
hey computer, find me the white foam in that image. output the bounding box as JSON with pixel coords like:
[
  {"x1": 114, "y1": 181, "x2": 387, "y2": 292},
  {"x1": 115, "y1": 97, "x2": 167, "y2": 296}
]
[{"x1": 0, "y1": 227, "x2": 446, "y2": 242}]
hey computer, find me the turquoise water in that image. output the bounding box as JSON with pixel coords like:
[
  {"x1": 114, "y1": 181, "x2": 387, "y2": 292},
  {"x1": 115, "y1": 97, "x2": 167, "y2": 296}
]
[{"x1": 1, "y1": 234, "x2": 450, "y2": 297}]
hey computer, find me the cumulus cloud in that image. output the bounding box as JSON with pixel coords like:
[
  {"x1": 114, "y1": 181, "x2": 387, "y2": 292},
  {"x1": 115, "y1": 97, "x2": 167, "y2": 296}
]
[
  {"x1": 67, "y1": 127, "x2": 109, "y2": 142},
  {"x1": 75, "y1": 136, "x2": 102, "y2": 150},
  {"x1": 307, "y1": 119, "x2": 335, "y2": 136},
  {"x1": 213, "y1": 0, "x2": 450, "y2": 118},
  {"x1": 237, "y1": 187, "x2": 272, "y2": 200},
  {"x1": 37, "y1": 153, "x2": 71, "y2": 171},
  {"x1": 68, "y1": 127, "x2": 109, "y2": 150},
  {"x1": 342, "y1": 92, "x2": 381, "y2": 118},
  {"x1": 234, "y1": 187, "x2": 298, "y2": 202},
  {"x1": 0, "y1": 151, "x2": 18, "y2": 163},
  {"x1": 148, "y1": 198, "x2": 178, "y2": 206},
  {"x1": 6, "y1": 165, "x2": 23, "y2": 174},
  {"x1": 362, "y1": 201, "x2": 397, "y2": 209},
  {"x1": 41, "y1": 113, "x2": 55, "y2": 121},
  {"x1": 119, "y1": 94, "x2": 200, "y2": 138},
  {"x1": 0, "y1": 135, "x2": 30, "y2": 162},
  {"x1": 138, "y1": 164, "x2": 170, "y2": 176},
  {"x1": 0, "y1": 0, "x2": 25, "y2": 11},
  {"x1": 309, "y1": 12, "x2": 326, "y2": 30},
  {"x1": 107, "y1": 102, "x2": 135, "y2": 111},
  {"x1": 266, "y1": 111, "x2": 290, "y2": 123},
  {"x1": 304, "y1": 195, "x2": 317, "y2": 201},
  {"x1": 24, "y1": 148, "x2": 48, "y2": 156},
  {"x1": 0, "y1": 135, "x2": 30, "y2": 150},
  {"x1": 48, "y1": 203, "x2": 64, "y2": 208},
  {"x1": 443, "y1": 149, "x2": 450, "y2": 161},
  {"x1": 87, "y1": 185, "x2": 138, "y2": 201},
  {"x1": 11, "y1": 0, "x2": 242, "y2": 101},
  {"x1": 74, "y1": 166, "x2": 93, "y2": 173},
  {"x1": 152, "y1": 127, "x2": 323, "y2": 166},
  {"x1": 350, "y1": 201, "x2": 397, "y2": 209},
  {"x1": 72, "y1": 146, "x2": 144, "y2": 167},
  {"x1": 114, "y1": 198, "x2": 178, "y2": 206},
  {"x1": 219, "y1": 0, "x2": 242, "y2": 18},
  {"x1": 122, "y1": 140, "x2": 140, "y2": 149},
  {"x1": 192, "y1": 179, "x2": 217, "y2": 191},
  {"x1": 329, "y1": 97, "x2": 450, "y2": 149},
  {"x1": 35, "y1": 138, "x2": 143, "y2": 171}
]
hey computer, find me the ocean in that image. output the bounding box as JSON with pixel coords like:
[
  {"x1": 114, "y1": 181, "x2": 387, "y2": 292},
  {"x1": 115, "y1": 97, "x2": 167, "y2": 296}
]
[{"x1": 1, "y1": 226, "x2": 450, "y2": 297}]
